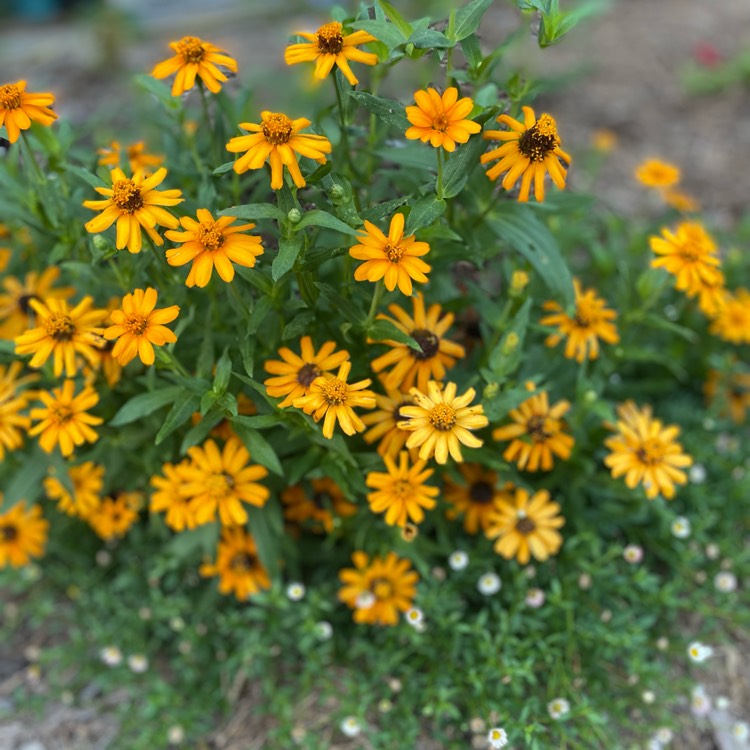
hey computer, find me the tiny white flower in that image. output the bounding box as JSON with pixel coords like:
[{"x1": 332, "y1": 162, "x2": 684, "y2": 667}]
[
  {"x1": 600, "y1": 609, "x2": 612, "y2": 623},
  {"x1": 167, "y1": 725, "x2": 185, "y2": 745},
  {"x1": 642, "y1": 690, "x2": 655, "y2": 704},
  {"x1": 169, "y1": 616, "x2": 185, "y2": 632},
  {"x1": 690, "y1": 686, "x2": 711, "y2": 717},
  {"x1": 646, "y1": 740, "x2": 661, "y2": 750},
  {"x1": 138, "y1": 607, "x2": 152, "y2": 621},
  {"x1": 547, "y1": 698, "x2": 570, "y2": 720},
  {"x1": 95, "y1": 550, "x2": 111, "y2": 567},
  {"x1": 687, "y1": 642, "x2": 713, "y2": 663},
  {"x1": 355, "y1": 591, "x2": 376, "y2": 610},
  {"x1": 286, "y1": 582, "x2": 306, "y2": 601},
  {"x1": 689, "y1": 464, "x2": 706, "y2": 484},
  {"x1": 340, "y1": 716, "x2": 361, "y2": 738},
  {"x1": 100, "y1": 646, "x2": 122, "y2": 667},
  {"x1": 705, "y1": 543, "x2": 720, "y2": 560},
  {"x1": 671, "y1": 517, "x2": 691, "y2": 539},
  {"x1": 578, "y1": 572, "x2": 592, "y2": 590},
  {"x1": 656, "y1": 636, "x2": 669, "y2": 650},
  {"x1": 716, "y1": 695, "x2": 731, "y2": 710},
  {"x1": 623, "y1": 545, "x2": 643, "y2": 564},
  {"x1": 732, "y1": 722, "x2": 749, "y2": 741},
  {"x1": 655, "y1": 727, "x2": 673, "y2": 744},
  {"x1": 378, "y1": 698, "x2": 392, "y2": 713},
  {"x1": 448, "y1": 550, "x2": 469, "y2": 570},
  {"x1": 715, "y1": 571, "x2": 738, "y2": 593},
  {"x1": 487, "y1": 726, "x2": 508, "y2": 748},
  {"x1": 388, "y1": 677, "x2": 402, "y2": 693},
  {"x1": 525, "y1": 588, "x2": 545, "y2": 608},
  {"x1": 524, "y1": 565, "x2": 537, "y2": 579},
  {"x1": 127, "y1": 653, "x2": 149, "y2": 673},
  {"x1": 477, "y1": 572, "x2": 501, "y2": 595},
  {"x1": 405, "y1": 607, "x2": 424, "y2": 627},
  {"x1": 315, "y1": 621, "x2": 333, "y2": 641}
]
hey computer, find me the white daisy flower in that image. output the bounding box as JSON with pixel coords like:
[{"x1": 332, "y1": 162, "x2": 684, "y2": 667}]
[
  {"x1": 487, "y1": 726, "x2": 508, "y2": 748},
  {"x1": 477, "y1": 572, "x2": 501, "y2": 595},
  {"x1": 690, "y1": 686, "x2": 711, "y2": 717},
  {"x1": 315, "y1": 621, "x2": 333, "y2": 641},
  {"x1": 525, "y1": 588, "x2": 545, "y2": 608},
  {"x1": 286, "y1": 582, "x2": 306, "y2": 601},
  {"x1": 623, "y1": 545, "x2": 643, "y2": 564},
  {"x1": 671, "y1": 517, "x2": 691, "y2": 539},
  {"x1": 687, "y1": 642, "x2": 713, "y2": 663},
  {"x1": 448, "y1": 550, "x2": 469, "y2": 570},
  {"x1": 547, "y1": 698, "x2": 570, "y2": 720},
  {"x1": 689, "y1": 464, "x2": 706, "y2": 484},
  {"x1": 99, "y1": 646, "x2": 122, "y2": 667},
  {"x1": 714, "y1": 571, "x2": 738, "y2": 593},
  {"x1": 732, "y1": 722, "x2": 749, "y2": 741},
  {"x1": 127, "y1": 653, "x2": 149, "y2": 673},
  {"x1": 642, "y1": 690, "x2": 655, "y2": 704},
  {"x1": 716, "y1": 696, "x2": 731, "y2": 710},
  {"x1": 704, "y1": 543, "x2": 720, "y2": 560},
  {"x1": 340, "y1": 716, "x2": 361, "y2": 738},
  {"x1": 405, "y1": 607, "x2": 424, "y2": 627},
  {"x1": 167, "y1": 725, "x2": 185, "y2": 744},
  {"x1": 655, "y1": 727, "x2": 673, "y2": 744}
]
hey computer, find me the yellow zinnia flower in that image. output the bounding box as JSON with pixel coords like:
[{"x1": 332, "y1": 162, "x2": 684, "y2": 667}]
[
  {"x1": 226, "y1": 111, "x2": 332, "y2": 190},
  {"x1": 486, "y1": 487, "x2": 564, "y2": 565},
  {"x1": 709, "y1": 289, "x2": 750, "y2": 345},
  {"x1": 482, "y1": 106, "x2": 571, "y2": 203},
  {"x1": 405, "y1": 87, "x2": 481, "y2": 152},
  {"x1": 0, "y1": 501, "x2": 49, "y2": 568},
  {"x1": 181, "y1": 437, "x2": 269, "y2": 526},
  {"x1": 264, "y1": 336, "x2": 350, "y2": 408},
  {"x1": 443, "y1": 463, "x2": 514, "y2": 535},
  {"x1": 492, "y1": 389, "x2": 575, "y2": 472},
  {"x1": 361, "y1": 381, "x2": 416, "y2": 458},
  {"x1": 539, "y1": 279, "x2": 619, "y2": 363},
  {"x1": 14, "y1": 297, "x2": 106, "y2": 378},
  {"x1": 398, "y1": 381, "x2": 488, "y2": 465},
  {"x1": 662, "y1": 189, "x2": 699, "y2": 213},
  {"x1": 29, "y1": 380, "x2": 103, "y2": 457},
  {"x1": 97, "y1": 140, "x2": 164, "y2": 175},
  {"x1": 281, "y1": 477, "x2": 357, "y2": 534},
  {"x1": 349, "y1": 213, "x2": 431, "y2": 295},
  {"x1": 635, "y1": 159, "x2": 681, "y2": 189},
  {"x1": 165, "y1": 209, "x2": 264, "y2": 287},
  {"x1": 0, "y1": 362, "x2": 37, "y2": 462},
  {"x1": 293, "y1": 361, "x2": 376, "y2": 439},
  {"x1": 151, "y1": 36, "x2": 238, "y2": 96},
  {"x1": 284, "y1": 21, "x2": 377, "y2": 86},
  {"x1": 339, "y1": 551, "x2": 419, "y2": 626},
  {"x1": 104, "y1": 287, "x2": 179, "y2": 366},
  {"x1": 604, "y1": 401, "x2": 693, "y2": 500},
  {"x1": 200, "y1": 526, "x2": 271, "y2": 601},
  {"x1": 150, "y1": 460, "x2": 199, "y2": 533},
  {"x1": 88, "y1": 493, "x2": 141, "y2": 540},
  {"x1": 704, "y1": 369, "x2": 750, "y2": 425},
  {"x1": 370, "y1": 294, "x2": 466, "y2": 394},
  {"x1": 44, "y1": 461, "x2": 104, "y2": 518},
  {"x1": 366, "y1": 451, "x2": 439, "y2": 527},
  {"x1": 0, "y1": 80, "x2": 57, "y2": 143},
  {"x1": 83, "y1": 168, "x2": 183, "y2": 254}
]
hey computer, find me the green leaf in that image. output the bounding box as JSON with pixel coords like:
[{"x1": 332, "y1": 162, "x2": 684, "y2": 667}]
[
  {"x1": 272, "y1": 236, "x2": 304, "y2": 281},
  {"x1": 368, "y1": 319, "x2": 420, "y2": 350},
  {"x1": 283, "y1": 310, "x2": 316, "y2": 341},
  {"x1": 488, "y1": 298, "x2": 531, "y2": 377},
  {"x1": 246, "y1": 296, "x2": 273, "y2": 335},
  {"x1": 347, "y1": 91, "x2": 410, "y2": 130},
  {"x1": 361, "y1": 196, "x2": 411, "y2": 223},
  {"x1": 408, "y1": 28, "x2": 455, "y2": 49},
  {"x1": 295, "y1": 209, "x2": 359, "y2": 235},
  {"x1": 213, "y1": 349, "x2": 233, "y2": 395},
  {"x1": 405, "y1": 195, "x2": 446, "y2": 235},
  {"x1": 155, "y1": 391, "x2": 202, "y2": 445},
  {"x1": 1, "y1": 448, "x2": 50, "y2": 508},
  {"x1": 230, "y1": 422, "x2": 284, "y2": 475},
  {"x1": 212, "y1": 160, "x2": 236, "y2": 175},
  {"x1": 460, "y1": 33, "x2": 483, "y2": 68},
  {"x1": 247, "y1": 504, "x2": 282, "y2": 578},
  {"x1": 66, "y1": 165, "x2": 108, "y2": 189},
  {"x1": 376, "y1": 0, "x2": 413, "y2": 37},
  {"x1": 454, "y1": 0, "x2": 495, "y2": 41},
  {"x1": 219, "y1": 204, "x2": 287, "y2": 221},
  {"x1": 351, "y1": 20, "x2": 407, "y2": 50},
  {"x1": 231, "y1": 414, "x2": 282, "y2": 429},
  {"x1": 167, "y1": 524, "x2": 219, "y2": 560},
  {"x1": 180, "y1": 410, "x2": 225, "y2": 453},
  {"x1": 441, "y1": 133, "x2": 487, "y2": 198},
  {"x1": 133, "y1": 74, "x2": 180, "y2": 111},
  {"x1": 109, "y1": 386, "x2": 184, "y2": 427}
]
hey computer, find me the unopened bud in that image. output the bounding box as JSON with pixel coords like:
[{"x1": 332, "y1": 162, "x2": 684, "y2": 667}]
[
  {"x1": 287, "y1": 208, "x2": 301, "y2": 224},
  {"x1": 483, "y1": 382, "x2": 499, "y2": 400},
  {"x1": 502, "y1": 332, "x2": 520, "y2": 355},
  {"x1": 510, "y1": 270, "x2": 529, "y2": 296},
  {"x1": 329, "y1": 184, "x2": 344, "y2": 200}
]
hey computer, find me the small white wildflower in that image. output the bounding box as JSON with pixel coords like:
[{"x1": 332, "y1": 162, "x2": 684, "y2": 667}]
[
  {"x1": 691, "y1": 686, "x2": 711, "y2": 717},
  {"x1": 477, "y1": 572, "x2": 501, "y2": 595},
  {"x1": 169, "y1": 616, "x2": 185, "y2": 631},
  {"x1": 448, "y1": 550, "x2": 469, "y2": 570},
  {"x1": 100, "y1": 646, "x2": 122, "y2": 667},
  {"x1": 431, "y1": 566, "x2": 446, "y2": 581},
  {"x1": 487, "y1": 726, "x2": 508, "y2": 748},
  {"x1": 547, "y1": 698, "x2": 570, "y2": 720},
  {"x1": 291, "y1": 726, "x2": 306, "y2": 744},
  {"x1": 689, "y1": 464, "x2": 706, "y2": 484},
  {"x1": 469, "y1": 717, "x2": 486, "y2": 733},
  {"x1": 646, "y1": 740, "x2": 661, "y2": 750},
  {"x1": 178, "y1": 640, "x2": 191, "y2": 655},
  {"x1": 24, "y1": 564, "x2": 42, "y2": 582},
  {"x1": 671, "y1": 517, "x2": 691, "y2": 539},
  {"x1": 405, "y1": 607, "x2": 424, "y2": 627},
  {"x1": 716, "y1": 696, "x2": 731, "y2": 710},
  {"x1": 60, "y1": 690, "x2": 74, "y2": 706},
  {"x1": 127, "y1": 653, "x2": 149, "y2": 674},
  {"x1": 167, "y1": 725, "x2": 185, "y2": 745},
  {"x1": 600, "y1": 609, "x2": 612, "y2": 623},
  {"x1": 695, "y1": 571, "x2": 707, "y2": 584},
  {"x1": 705, "y1": 543, "x2": 720, "y2": 560},
  {"x1": 24, "y1": 645, "x2": 41, "y2": 662},
  {"x1": 715, "y1": 433, "x2": 732, "y2": 454},
  {"x1": 578, "y1": 572, "x2": 592, "y2": 590},
  {"x1": 623, "y1": 544, "x2": 643, "y2": 564},
  {"x1": 95, "y1": 550, "x2": 111, "y2": 567},
  {"x1": 355, "y1": 591, "x2": 376, "y2": 610},
  {"x1": 340, "y1": 716, "x2": 361, "y2": 738},
  {"x1": 524, "y1": 565, "x2": 537, "y2": 579},
  {"x1": 732, "y1": 722, "x2": 749, "y2": 741},
  {"x1": 656, "y1": 637, "x2": 669, "y2": 650},
  {"x1": 688, "y1": 642, "x2": 713, "y2": 663},
  {"x1": 138, "y1": 607, "x2": 152, "y2": 621},
  {"x1": 388, "y1": 677, "x2": 402, "y2": 693},
  {"x1": 642, "y1": 690, "x2": 655, "y2": 704},
  {"x1": 715, "y1": 571, "x2": 738, "y2": 593},
  {"x1": 525, "y1": 588, "x2": 545, "y2": 608},
  {"x1": 655, "y1": 727, "x2": 673, "y2": 745},
  {"x1": 378, "y1": 698, "x2": 392, "y2": 713},
  {"x1": 315, "y1": 621, "x2": 333, "y2": 641},
  {"x1": 286, "y1": 582, "x2": 306, "y2": 601}
]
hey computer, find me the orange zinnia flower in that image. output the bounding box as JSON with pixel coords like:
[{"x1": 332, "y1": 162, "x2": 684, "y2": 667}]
[
  {"x1": 0, "y1": 80, "x2": 56, "y2": 143},
  {"x1": 405, "y1": 87, "x2": 481, "y2": 152}
]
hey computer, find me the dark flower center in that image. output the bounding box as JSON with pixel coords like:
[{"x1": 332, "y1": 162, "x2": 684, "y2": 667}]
[
  {"x1": 527, "y1": 415, "x2": 555, "y2": 442},
  {"x1": 518, "y1": 114, "x2": 559, "y2": 162},
  {"x1": 635, "y1": 438, "x2": 667, "y2": 465},
  {"x1": 177, "y1": 37, "x2": 206, "y2": 64},
  {"x1": 197, "y1": 222, "x2": 225, "y2": 251},
  {"x1": 262, "y1": 113, "x2": 294, "y2": 146},
  {"x1": 45, "y1": 313, "x2": 76, "y2": 341},
  {"x1": 429, "y1": 403, "x2": 456, "y2": 431},
  {"x1": 231, "y1": 552, "x2": 257, "y2": 572},
  {"x1": 297, "y1": 363, "x2": 321, "y2": 388},
  {"x1": 411, "y1": 328, "x2": 439, "y2": 360},
  {"x1": 515, "y1": 515, "x2": 536, "y2": 534},
  {"x1": 18, "y1": 293, "x2": 39, "y2": 314},
  {"x1": 316, "y1": 22, "x2": 345, "y2": 55},
  {"x1": 311, "y1": 490, "x2": 332, "y2": 510},
  {"x1": 0, "y1": 524, "x2": 18, "y2": 541},
  {"x1": 469, "y1": 481, "x2": 494, "y2": 504},
  {"x1": 112, "y1": 179, "x2": 144, "y2": 213}
]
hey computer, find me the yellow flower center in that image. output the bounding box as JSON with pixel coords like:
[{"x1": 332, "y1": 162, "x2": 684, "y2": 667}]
[
  {"x1": 0, "y1": 84, "x2": 22, "y2": 111},
  {"x1": 515, "y1": 511, "x2": 537, "y2": 535},
  {"x1": 411, "y1": 329, "x2": 440, "y2": 361},
  {"x1": 429, "y1": 403, "x2": 457, "y2": 431},
  {"x1": 197, "y1": 221, "x2": 225, "y2": 251},
  {"x1": 573, "y1": 302, "x2": 595, "y2": 328},
  {"x1": 401, "y1": 522, "x2": 418, "y2": 541},
  {"x1": 383, "y1": 241, "x2": 406, "y2": 263},
  {"x1": 111, "y1": 179, "x2": 144, "y2": 213},
  {"x1": 432, "y1": 112, "x2": 450, "y2": 132},
  {"x1": 469, "y1": 481, "x2": 494, "y2": 504},
  {"x1": 124, "y1": 313, "x2": 149, "y2": 336},
  {"x1": 371, "y1": 578, "x2": 392, "y2": 599},
  {"x1": 231, "y1": 552, "x2": 257, "y2": 572},
  {"x1": 316, "y1": 22, "x2": 345, "y2": 55},
  {"x1": 392, "y1": 479, "x2": 413, "y2": 500},
  {"x1": 45, "y1": 313, "x2": 76, "y2": 341},
  {"x1": 0, "y1": 524, "x2": 18, "y2": 542},
  {"x1": 50, "y1": 404, "x2": 73, "y2": 425},
  {"x1": 177, "y1": 36, "x2": 206, "y2": 64},
  {"x1": 297, "y1": 362, "x2": 322, "y2": 388},
  {"x1": 261, "y1": 113, "x2": 294, "y2": 146},
  {"x1": 206, "y1": 472, "x2": 234, "y2": 500},
  {"x1": 636, "y1": 438, "x2": 667, "y2": 465},
  {"x1": 320, "y1": 377, "x2": 349, "y2": 405},
  {"x1": 527, "y1": 415, "x2": 558, "y2": 442},
  {"x1": 518, "y1": 114, "x2": 560, "y2": 162}
]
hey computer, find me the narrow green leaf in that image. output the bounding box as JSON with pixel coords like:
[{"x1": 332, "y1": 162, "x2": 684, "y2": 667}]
[
  {"x1": 454, "y1": 0, "x2": 495, "y2": 41},
  {"x1": 442, "y1": 133, "x2": 487, "y2": 198},
  {"x1": 368, "y1": 320, "x2": 420, "y2": 350},
  {"x1": 460, "y1": 33, "x2": 483, "y2": 68},
  {"x1": 351, "y1": 20, "x2": 407, "y2": 50},
  {"x1": 180, "y1": 410, "x2": 225, "y2": 453},
  {"x1": 66, "y1": 165, "x2": 108, "y2": 189},
  {"x1": 347, "y1": 91, "x2": 410, "y2": 130},
  {"x1": 133, "y1": 74, "x2": 180, "y2": 111},
  {"x1": 1, "y1": 448, "x2": 50, "y2": 508},
  {"x1": 283, "y1": 310, "x2": 316, "y2": 341},
  {"x1": 296, "y1": 209, "x2": 359, "y2": 235},
  {"x1": 155, "y1": 391, "x2": 202, "y2": 445},
  {"x1": 488, "y1": 298, "x2": 531, "y2": 377},
  {"x1": 212, "y1": 160, "x2": 236, "y2": 175},
  {"x1": 167, "y1": 524, "x2": 219, "y2": 559},
  {"x1": 272, "y1": 236, "x2": 304, "y2": 281},
  {"x1": 213, "y1": 349, "x2": 233, "y2": 395},
  {"x1": 408, "y1": 28, "x2": 455, "y2": 49},
  {"x1": 361, "y1": 196, "x2": 411, "y2": 223},
  {"x1": 231, "y1": 422, "x2": 284, "y2": 475},
  {"x1": 405, "y1": 195, "x2": 446, "y2": 235},
  {"x1": 377, "y1": 0, "x2": 413, "y2": 37},
  {"x1": 109, "y1": 386, "x2": 183, "y2": 427},
  {"x1": 219, "y1": 204, "x2": 287, "y2": 221},
  {"x1": 246, "y1": 296, "x2": 273, "y2": 335},
  {"x1": 231, "y1": 414, "x2": 282, "y2": 429},
  {"x1": 247, "y1": 504, "x2": 282, "y2": 578}
]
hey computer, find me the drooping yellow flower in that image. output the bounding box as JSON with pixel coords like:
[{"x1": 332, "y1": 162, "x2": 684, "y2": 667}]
[
  {"x1": 83, "y1": 168, "x2": 183, "y2": 254},
  {"x1": 370, "y1": 294, "x2": 466, "y2": 394},
  {"x1": 405, "y1": 87, "x2": 481, "y2": 152},
  {"x1": 181, "y1": 437, "x2": 269, "y2": 526},
  {"x1": 0, "y1": 362, "x2": 37, "y2": 461},
  {"x1": 339, "y1": 551, "x2": 419, "y2": 626},
  {"x1": 293, "y1": 361, "x2": 376, "y2": 439},
  {"x1": 44, "y1": 461, "x2": 104, "y2": 518},
  {"x1": 97, "y1": 141, "x2": 164, "y2": 175},
  {"x1": 485, "y1": 487, "x2": 564, "y2": 565},
  {"x1": 695, "y1": 272, "x2": 728, "y2": 317},
  {"x1": 361, "y1": 382, "x2": 415, "y2": 458},
  {"x1": 662, "y1": 189, "x2": 699, "y2": 213},
  {"x1": 539, "y1": 279, "x2": 620, "y2": 363},
  {"x1": 165, "y1": 209, "x2": 264, "y2": 287},
  {"x1": 649, "y1": 222, "x2": 723, "y2": 302},
  {"x1": 281, "y1": 477, "x2": 357, "y2": 533},
  {"x1": 200, "y1": 526, "x2": 271, "y2": 601},
  {"x1": 29, "y1": 380, "x2": 103, "y2": 457},
  {"x1": 604, "y1": 401, "x2": 692, "y2": 500},
  {"x1": 0, "y1": 80, "x2": 57, "y2": 143},
  {"x1": 0, "y1": 501, "x2": 49, "y2": 568},
  {"x1": 399, "y1": 381, "x2": 488, "y2": 465},
  {"x1": 366, "y1": 451, "x2": 439, "y2": 527},
  {"x1": 443, "y1": 463, "x2": 514, "y2": 535},
  {"x1": 704, "y1": 368, "x2": 750, "y2": 424},
  {"x1": 14, "y1": 297, "x2": 106, "y2": 378},
  {"x1": 709, "y1": 289, "x2": 750, "y2": 345},
  {"x1": 349, "y1": 213, "x2": 431, "y2": 295},
  {"x1": 226, "y1": 112, "x2": 332, "y2": 190},
  {"x1": 482, "y1": 106, "x2": 571, "y2": 203},
  {"x1": 492, "y1": 389, "x2": 575, "y2": 472},
  {"x1": 264, "y1": 336, "x2": 349, "y2": 408},
  {"x1": 104, "y1": 287, "x2": 179, "y2": 366},
  {"x1": 150, "y1": 460, "x2": 199, "y2": 533},
  {"x1": 284, "y1": 21, "x2": 377, "y2": 86},
  {"x1": 151, "y1": 36, "x2": 238, "y2": 96},
  {"x1": 0, "y1": 267, "x2": 75, "y2": 341},
  {"x1": 635, "y1": 159, "x2": 681, "y2": 189},
  {"x1": 88, "y1": 492, "x2": 141, "y2": 540}
]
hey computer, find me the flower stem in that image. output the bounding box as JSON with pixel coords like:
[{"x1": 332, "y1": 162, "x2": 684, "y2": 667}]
[
  {"x1": 365, "y1": 279, "x2": 385, "y2": 329},
  {"x1": 198, "y1": 83, "x2": 219, "y2": 167},
  {"x1": 19, "y1": 132, "x2": 47, "y2": 185},
  {"x1": 436, "y1": 148, "x2": 444, "y2": 199}
]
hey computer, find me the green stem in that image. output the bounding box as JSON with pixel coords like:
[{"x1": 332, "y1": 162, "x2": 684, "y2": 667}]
[
  {"x1": 198, "y1": 82, "x2": 219, "y2": 167},
  {"x1": 19, "y1": 132, "x2": 47, "y2": 185},
  {"x1": 436, "y1": 148, "x2": 444, "y2": 199},
  {"x1": 365, "y1": 279, "x2": 385, "y2": 329}
]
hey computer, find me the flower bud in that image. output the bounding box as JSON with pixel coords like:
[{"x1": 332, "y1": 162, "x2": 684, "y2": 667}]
[
  {"x1": 509, "y1": 270, "x2": 529, "y2": 296},
  {"x1": 287, "y1": 208, "x2": 301, "y2": 224}
]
